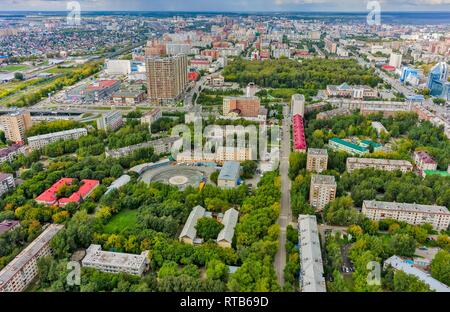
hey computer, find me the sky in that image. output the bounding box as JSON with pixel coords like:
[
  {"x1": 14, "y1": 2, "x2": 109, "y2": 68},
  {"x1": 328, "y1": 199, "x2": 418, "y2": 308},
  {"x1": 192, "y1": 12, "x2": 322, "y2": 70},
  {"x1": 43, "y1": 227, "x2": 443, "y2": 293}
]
[{"x1": 0, "y1": 0, "x2": 449, "y2": 12}]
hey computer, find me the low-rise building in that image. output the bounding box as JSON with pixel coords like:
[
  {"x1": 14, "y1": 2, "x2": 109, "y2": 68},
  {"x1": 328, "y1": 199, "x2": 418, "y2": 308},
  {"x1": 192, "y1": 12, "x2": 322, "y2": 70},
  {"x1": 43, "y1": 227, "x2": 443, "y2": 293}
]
[
  {"x1": 27, "y1": 128, "x2": 88, "y2": 151},
  {"x1": 414, "y1": 151, "x2": 438, "y2": 173},
  {"x1": 81, "y1": 244, "x2": 149, "y2": 276},
  {"x1": 328, "y1": 137, "x2": 368, "y2": 156},
  {"x1": 105, "y1": 137, "x2": 180, "y2": 158},
  {"x1": 0, "y1": 144, "x2": 27, "y2": 164},
  {"x1": 384, "y1": 256, "x2": 450, "y2": 292},
  {"x1": 105, "y1": 175, "x2": 131, "y2": 195},
  {"x1": 216, "y1": 208, "x2": 239, "y2": 248},
  {"x1": 362, "y1": 200, "x2": 450, "y2": 231},
  {"x1": 298, "y1": 214, "x2": 326, "y2": 292},
  {"x1": 306, "y1": 148, "x2": 328, "y2": 173},
  {"x1": 326, "y1": 83, "x2": 378, "y2": 99},
  {"x1": 0, "y1": 220, "x2": 19, "y2": 235},
  {"x1": 35, "y1": 178, "x2": 99, "y2": 207},
  {"x1": 140, "y1": 108, "x2": 162, "y2": 126},
  {"x1": 293, "y1": 114, "x2": 307, "y2": 152},
  {"x1": 0, "y1": 224, "x2": 64, "y2": 292},
  {"x1": 179, "y1": 206, "x2": 239, "y2": 248},
  {"x1": 0, "y1": 173, "x2": 15, "y2": 197},
  {"x1": 316, "y1": 108, "x2": 352, "y2": 120},
  {"x1": 96, "y1": 111, "x2": 123, "y2": 131},
  {"x1": 112, "y1": 86, "x2": 146, "y2": 105},
  {"x1": 217, "y1": 161, "x2": 241, "y2": 188},
  {"x1": 346, "y1": 157, "x2": 413, "y2": 173},
  {"x1": 371, "y1": 121, "x2": 388, "y2": 136},
  {"x1": 309, "y1": 175, "x2": 337, "y2": 211}
]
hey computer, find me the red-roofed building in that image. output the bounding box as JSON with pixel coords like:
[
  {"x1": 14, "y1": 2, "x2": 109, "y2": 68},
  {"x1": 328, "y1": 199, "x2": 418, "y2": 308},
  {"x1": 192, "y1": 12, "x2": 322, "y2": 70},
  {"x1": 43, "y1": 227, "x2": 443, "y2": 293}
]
[
  {"x1": 293, "y1": 114, "x2": 307, "y2": 152},
  {"x1": 35, "y1": 178, "x2": 99, "y2": 207},
  {"x1": 382, "y1": 65, "x2": 396, "y2": 71},
  {"x1": 188, "y1": 71, "x2": 200, "y2": 82}
]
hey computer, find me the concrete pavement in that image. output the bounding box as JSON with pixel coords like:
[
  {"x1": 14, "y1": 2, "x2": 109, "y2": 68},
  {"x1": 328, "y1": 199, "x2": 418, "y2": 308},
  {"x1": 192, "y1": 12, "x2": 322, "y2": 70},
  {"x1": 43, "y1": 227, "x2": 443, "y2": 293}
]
[{"x1": 274, "y1": 105, "x2": 292, "y2": 287}]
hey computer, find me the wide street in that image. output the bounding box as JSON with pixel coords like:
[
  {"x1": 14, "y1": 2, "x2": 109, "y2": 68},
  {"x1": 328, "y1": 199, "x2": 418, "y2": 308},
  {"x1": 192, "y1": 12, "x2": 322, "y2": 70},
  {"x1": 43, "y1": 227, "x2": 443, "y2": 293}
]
[{"x1": 274, "y1": 104, "x2": 292, "y2": 287}]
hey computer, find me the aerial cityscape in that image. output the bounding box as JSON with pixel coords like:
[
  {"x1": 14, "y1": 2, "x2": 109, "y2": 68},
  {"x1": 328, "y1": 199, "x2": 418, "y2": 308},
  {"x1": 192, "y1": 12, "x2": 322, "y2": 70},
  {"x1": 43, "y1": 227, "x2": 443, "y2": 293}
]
[{"x1": 0, "y1": 0, "x2": 449, "y2": 298}]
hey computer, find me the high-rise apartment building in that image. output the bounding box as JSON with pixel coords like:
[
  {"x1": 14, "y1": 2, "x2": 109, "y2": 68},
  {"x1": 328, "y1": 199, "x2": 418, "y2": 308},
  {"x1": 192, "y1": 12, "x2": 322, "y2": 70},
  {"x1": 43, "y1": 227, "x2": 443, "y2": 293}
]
[
  {"x1": 146, "y1": 54, "x2": 188, "y2": 103},
  {"x1": 306, "y1": 148, "x2": 328, "y2": 173},
  {"x1": 0, "y1": 111, "x2": 32, "y2": 142},
  {"x1": 309, "y1": 174, "x2": 337, "y2": 211},
  {"x1": 291, "y1": 94, "x2": 305, "y2": 117}
]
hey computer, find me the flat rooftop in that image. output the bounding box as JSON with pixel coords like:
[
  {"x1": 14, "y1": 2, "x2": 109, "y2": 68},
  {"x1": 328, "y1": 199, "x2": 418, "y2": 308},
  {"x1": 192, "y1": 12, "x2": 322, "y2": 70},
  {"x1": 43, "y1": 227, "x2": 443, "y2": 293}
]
[{"x1": 363, "y1": 200, "x2": 449, "y2": 215}]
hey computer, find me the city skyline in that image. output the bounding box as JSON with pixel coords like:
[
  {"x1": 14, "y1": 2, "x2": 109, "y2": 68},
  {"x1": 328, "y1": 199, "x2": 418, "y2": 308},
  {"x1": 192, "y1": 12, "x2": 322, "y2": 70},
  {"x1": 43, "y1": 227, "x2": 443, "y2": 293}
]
[{"x1": 0, "y1": 0, "x2": 449, "y2": 12}]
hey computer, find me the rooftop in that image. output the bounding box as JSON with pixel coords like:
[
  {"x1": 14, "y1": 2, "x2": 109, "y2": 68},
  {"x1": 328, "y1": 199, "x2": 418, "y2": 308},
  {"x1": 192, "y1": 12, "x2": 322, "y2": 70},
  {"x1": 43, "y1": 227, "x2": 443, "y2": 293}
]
[
  {"x1": 0, "y1": 220, "x2": 19, "y2": 235},
  {"x1": 363, "y1": 200, "x2": 449, "y2": 215},
  {"x1": 82, "y1": 244, "x2": 148, "y2": 271},
  {"x1": 218, "y1": 161, "x2": 240, "y2": 182},
  {"x1": 217, "y1": 208, "x2": 239, "y2": 244},
  {"x1": 0, "y1": 224, "x2": 64, "y2": 286},
  {"x1": 384, "y1": 256, "x2": 450, "y2": 292},
  {"x1": 347, "y1": 157, "x2": 412, "y2": 167},
  {"x1": 27, "y1": 128, "x2": 87, "y2": 142},
  {"x1": 307, "y1": 148, "x2": 328, "y2": 156},
  {"x1": 329, "y1": 137, "x2": 368, "y2": 153},
  {"x1": 311, "y1": 174, "x2": 336, "y2": 186},
  {"x1": 298, "y1": 214, "x2": 326, "y2": 292}
]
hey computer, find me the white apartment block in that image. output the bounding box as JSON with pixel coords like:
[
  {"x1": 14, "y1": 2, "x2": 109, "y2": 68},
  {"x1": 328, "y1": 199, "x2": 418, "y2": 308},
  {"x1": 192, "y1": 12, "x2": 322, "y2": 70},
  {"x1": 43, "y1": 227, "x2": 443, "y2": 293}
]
[
  {"x1": 81, "y1": 245, "x2": 149, "y2": 276},
  {"x1": 291, "y1": 94, "x2": 305, "y2": 117},
  {"x1": 140, "y1": 108, "x2": 162, "y2": 126},
  {"x1": 309, "y1": 175, "x2": 337, "y2": 211},
  {"x1": 97, "y1": 111, "x2": 123, "y2": 131},
  {"x1": 0, "y1": 173, "x2": 15, "y2": 197},
  {"x1": 27, "y1": 128, "x2": 88, "y2": 151},
  {"x1": 177, "y1": 147, "x2": 253, "y2": 164},
  {"x1": 362, "y1": 200, "x2": 450, "y2": 231},
  {"x1": 0, "y1": 224, "x2": 64, "y2": 292},
  {"x1": 346, "y1": 157, "x2": 413, "y2": 173}
]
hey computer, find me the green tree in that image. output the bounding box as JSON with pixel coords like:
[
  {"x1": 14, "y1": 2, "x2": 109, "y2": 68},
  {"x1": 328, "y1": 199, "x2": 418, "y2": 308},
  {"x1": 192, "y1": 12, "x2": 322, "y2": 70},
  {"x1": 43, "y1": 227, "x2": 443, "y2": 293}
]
[{"x1": 195, "y1": 217, "x2": 224, "y2": 241}]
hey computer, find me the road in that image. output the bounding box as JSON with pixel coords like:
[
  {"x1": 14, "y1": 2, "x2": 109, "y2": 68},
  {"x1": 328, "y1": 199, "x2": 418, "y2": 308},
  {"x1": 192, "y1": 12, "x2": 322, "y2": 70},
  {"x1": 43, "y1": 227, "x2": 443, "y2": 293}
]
[{"x1": 274, "y1": 104, "x2": 292, "y2": 287}]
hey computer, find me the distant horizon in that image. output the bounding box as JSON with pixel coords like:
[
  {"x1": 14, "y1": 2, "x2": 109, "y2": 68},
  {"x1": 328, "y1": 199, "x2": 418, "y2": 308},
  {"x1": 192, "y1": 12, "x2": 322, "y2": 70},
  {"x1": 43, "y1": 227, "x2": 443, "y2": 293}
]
[{"x1": 0, "y1": 10, "x2": 449, "y2": 13}]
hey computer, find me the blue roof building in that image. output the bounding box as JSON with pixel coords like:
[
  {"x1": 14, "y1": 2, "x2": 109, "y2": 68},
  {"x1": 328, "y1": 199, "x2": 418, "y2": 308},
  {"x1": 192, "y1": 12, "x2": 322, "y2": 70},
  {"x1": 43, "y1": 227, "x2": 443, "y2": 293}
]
[{"x1": 217, "y1": 161, "x2": 241, "y2": 188}]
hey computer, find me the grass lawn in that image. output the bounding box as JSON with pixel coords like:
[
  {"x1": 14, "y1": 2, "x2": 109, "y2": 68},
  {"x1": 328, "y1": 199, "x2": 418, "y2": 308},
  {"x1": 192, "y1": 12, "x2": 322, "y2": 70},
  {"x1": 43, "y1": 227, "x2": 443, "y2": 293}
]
[
  {"x1": 103, "y1": 209, "x2": 139, "y2": 234},
  {"x1": 0, "y1": 65, "x2": 29, "y2": 72}
]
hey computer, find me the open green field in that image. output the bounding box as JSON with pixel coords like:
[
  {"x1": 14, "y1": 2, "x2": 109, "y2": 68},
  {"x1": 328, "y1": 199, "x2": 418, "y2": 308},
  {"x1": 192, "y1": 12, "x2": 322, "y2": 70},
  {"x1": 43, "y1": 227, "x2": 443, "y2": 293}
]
[
  {"x1": 103, "y1": 209, "x2": 139, "y2": 234},
  {"x1": 0, "y1": 65, "x2": 29, "y2": 72}
]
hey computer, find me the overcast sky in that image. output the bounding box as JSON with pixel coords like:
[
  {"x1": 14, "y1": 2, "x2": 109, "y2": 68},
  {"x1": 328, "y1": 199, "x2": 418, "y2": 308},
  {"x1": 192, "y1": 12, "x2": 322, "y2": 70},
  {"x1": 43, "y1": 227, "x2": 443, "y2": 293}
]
[{"x1": 0, "y1": 0, "x2": 449, "y2": 12}]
